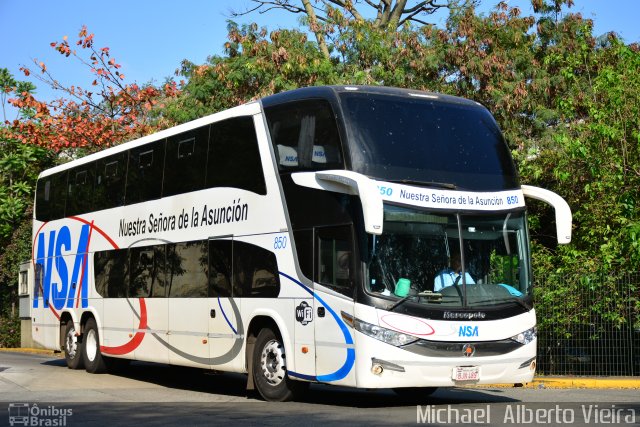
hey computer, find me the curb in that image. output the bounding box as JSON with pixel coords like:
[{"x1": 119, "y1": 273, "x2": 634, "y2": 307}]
[
  {"x1": 468, "y1": 377, "x2": 640, "y2": 389},
  {"x1": 0, "y1": 348, "x2": 58, "y2": 356},
  {"x1": 526, "y1": 377, "x2": 640, "y2": 389}
]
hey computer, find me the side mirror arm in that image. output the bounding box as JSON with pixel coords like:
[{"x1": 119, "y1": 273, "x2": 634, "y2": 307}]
[
  {"x1": 291, "y1": 170, "x2": 383, "y2": 235},
  {"x1": 521, "y1": 185, "x2": 572, "y2": 244}
]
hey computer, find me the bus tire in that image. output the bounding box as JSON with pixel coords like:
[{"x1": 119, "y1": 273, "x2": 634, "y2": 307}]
[
  {"x1": 252, "y1": 327, "x2": 306, "y2": 402},
  {"x1": 82, "y1": 318, "x2": 107, "y2": 374},
  {"x1": 63, "y1": 321, "x2": 84, "y2": 370},
  {"x1": 392, "y1": 387, "x2": 438, "y2": 399}
]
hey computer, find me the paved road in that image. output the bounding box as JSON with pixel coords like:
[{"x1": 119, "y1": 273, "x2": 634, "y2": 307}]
[{"x1": 1, "y1": 351, "x2": 638, "y2": 426}]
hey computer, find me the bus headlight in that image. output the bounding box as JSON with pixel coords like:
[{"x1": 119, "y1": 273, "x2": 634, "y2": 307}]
[
  {"x1": 354, "y1": 318, "x2": 418, "y2": 347},
  {"x1": 510, "y1": 326, "x2": 537, "y2": 345}
]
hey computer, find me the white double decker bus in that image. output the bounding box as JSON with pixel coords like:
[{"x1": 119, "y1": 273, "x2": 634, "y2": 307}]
[{"x1": 29, "y1": 86, "x2": 571, "y2": 401}]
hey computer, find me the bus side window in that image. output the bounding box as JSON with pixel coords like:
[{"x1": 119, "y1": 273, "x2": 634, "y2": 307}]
[
  {"x1": 209, "y1": 239, "x2": 232, "y2": 297},
  {"x1": 231, "y1": 241, "x2": 280, "y2": 298},
  {"x1": 265, "y1": 99, "x2": 343, "y2": 171},
  {"x1": 94, "y1": 249, "x2": 128, "y2": 298},
  {"x1": 167, "y1": 241, "x2": 208, "y2": 298},
  {"x1": 129, "y1": 246, "x2": 167, "y2": 298},
  {"x1": 66, "y1": 162, "x2": 96, "y2": 216},
  {"x1": 163, "y1": 125, "x2": 209, "y2": 197},
  {"x1": 95, "y1": 152, "x2": 127, "y2": 211},
  {"x1": 35, "y1": 178, "x2": 51, "y2": 222},
  {"x1": 126, "y1": 139, "x2": 165, "y2": 205},
  {"x1": 315, "y1": 225, "x2": 354, "y2": 298},
  {"x1": 206, "y1": 116, "x2": 266, "y2": 195},
  {"x1": 35, "y1": 171, "x2": 68, "y2": 221}
]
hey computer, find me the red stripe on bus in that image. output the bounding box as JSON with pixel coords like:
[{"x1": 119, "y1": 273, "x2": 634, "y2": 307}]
[
  {"x1": 68, "y1": 216, "x2": 119, "y2": 249},
  {"x1": 100, "y1": 298, "x2": 147, "y2": 355}
]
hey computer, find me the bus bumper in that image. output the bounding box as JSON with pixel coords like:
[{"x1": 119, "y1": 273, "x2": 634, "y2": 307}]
[{"x1": 354, "y1": 334, "x2": 537, "y2": 389}]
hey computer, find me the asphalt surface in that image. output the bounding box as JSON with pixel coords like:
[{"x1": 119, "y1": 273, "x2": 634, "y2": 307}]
[{"x1": 1, "y1": 350, "x2": 639, "y2": 426}]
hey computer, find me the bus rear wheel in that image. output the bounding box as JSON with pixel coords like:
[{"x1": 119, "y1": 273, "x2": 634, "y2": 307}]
[
  {"x1": 252, "y1": 327, "x2": 307, "y2": 402},
  {"x1": 82, "y1": 318, "x2": 107, "y2": 374},
  {"x1": 63, "y1": 321, "x2": 84, "y2": 370}
]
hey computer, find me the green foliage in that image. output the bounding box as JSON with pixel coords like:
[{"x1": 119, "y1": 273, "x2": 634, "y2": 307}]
[
  {"x1": 0, "y1": 140, "x2": 53, "y2": 240},
  {"x1": 155, "y1": 3, "x2": 640, "y2": 331},
  {"x1": 0, "y1": 69, "x2": 55, "y2": 318},
  {"x1": 0, "y1": 315, "x2": 20, "y2": 348},
  {"x1": 0, "y1": 211, "x2": 34, "y2": 315},
  {"x1": 164, "y1": 22, "x2": 339, "y2": 124},
  {"x1": 538, "y1": 38, "x2": 640, "y2": 272},
  {"x1": 0, "y1": 67, "x2": 36, "y2": 122}
]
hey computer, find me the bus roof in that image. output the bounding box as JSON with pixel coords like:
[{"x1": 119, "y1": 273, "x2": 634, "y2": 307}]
[
  {"x1": 38, "y1": 101, "x2": 261, "y2": 179},
  {"x1": 261, "y1": 85, "x2": 483, "y2": 109}
]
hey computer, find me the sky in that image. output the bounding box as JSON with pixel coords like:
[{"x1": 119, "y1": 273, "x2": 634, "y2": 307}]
[{"x1": 1, "y1": 0, "x2": 639, "y2": 121}]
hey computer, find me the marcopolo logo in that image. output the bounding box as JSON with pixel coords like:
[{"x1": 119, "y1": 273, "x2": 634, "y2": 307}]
[
  {"x1": 443, "y1": 311, "x2": 486, "y2": 320},
  {"x1": 8, "y1": 403, "x2": 72, "y2": 426},
  {"x1": 33, "y1": 223, "x2": 91, "y2": 310}
]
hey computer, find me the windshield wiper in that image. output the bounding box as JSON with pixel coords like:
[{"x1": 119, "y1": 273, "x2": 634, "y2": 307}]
[
  {"x1": 468, "y1": 297, "x2": 531, "y2": 310},
  {"x1": 389, "y1": 179, "x2": 458, "y2": 190},
  {"x1": 388, "y1": 291, "x2": 439, "y2": 312}
]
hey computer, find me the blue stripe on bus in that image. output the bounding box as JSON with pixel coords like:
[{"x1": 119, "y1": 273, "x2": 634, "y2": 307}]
[
  {"x1": 218, "y1": 296, "x2": 238, "y2": 335},
  {"x1": 279, "y1": 271, "x2": 355, "y2": 382},
  {"x1": 288, "y1": 371, "x2": 317, "y2": 381}
]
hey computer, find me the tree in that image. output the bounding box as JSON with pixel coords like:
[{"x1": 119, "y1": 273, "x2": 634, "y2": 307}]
[
  {"x1": 164, "y1": 22, "x2": 339, "y2": 124},
  {"x1": 232, "y1": 0, "x2": 475, "y2": 58},
  {"x1": 0, "y1": 68, "x2": 37, "y2": 124},
  {"x1": 0, "y1": 69, "x2": 54, "y2": 243},
  {"x1": 167, "y1": 1, "x2": 640, "y2": 339},
  {"x1": 0, "y1": 69, "x2": 54, "y2": 317},
  {"x1": 0, "y1": 27, "x2": 180, "y2": 319},
  {"x1": 4, "y1": 26, "x2": 180, "y2": 154}
]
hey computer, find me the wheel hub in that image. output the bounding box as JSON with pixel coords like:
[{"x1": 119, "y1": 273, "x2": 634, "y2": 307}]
[
  {"x1": 66, "y1": 327, "x2": 78, "y2": 359},
  {"x1": 260, "y1": 339, "x2": 285, "y2": 386}
]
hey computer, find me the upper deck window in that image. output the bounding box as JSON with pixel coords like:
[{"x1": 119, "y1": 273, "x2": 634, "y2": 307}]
[
  {"x1": 125, "y1": 139, "x2": 165, "y2": 205},
  {"x1": 265, "y1": 99, "x2": 343, "y2": 172},
  {"x1": 340, "y1": 93, "x2": 518, "y2": 191},
  {"x1": 164, "y1": 125, "x2": 209, "y2": 197},
  {"x1": 35, "y1": 171, "x2": 68, "y2": 222},
  {"x1": 206, "y1": 116, "x2": 267, "y2": 195}
]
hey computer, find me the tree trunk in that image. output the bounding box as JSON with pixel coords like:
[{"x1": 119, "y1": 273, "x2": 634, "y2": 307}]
[{"x1": 302, "y1": 0, "x2": 331, "y2": 59}]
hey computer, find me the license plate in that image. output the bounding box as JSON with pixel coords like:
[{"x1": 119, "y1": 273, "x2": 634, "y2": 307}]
[{"x1": 453, "y1": 366, "x2": 480, "y2": 381}]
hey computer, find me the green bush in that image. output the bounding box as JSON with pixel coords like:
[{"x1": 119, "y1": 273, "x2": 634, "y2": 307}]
[{"x1": 0, "y1": 315, "x2": 20, "y2": 348}]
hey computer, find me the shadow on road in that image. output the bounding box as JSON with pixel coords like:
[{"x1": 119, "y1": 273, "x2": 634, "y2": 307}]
[{"x1": 40, "y1": 356, "x2": 520, "y2": 407}]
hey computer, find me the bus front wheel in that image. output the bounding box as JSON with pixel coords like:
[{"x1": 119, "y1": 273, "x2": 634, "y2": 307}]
[
  {"x1": 82, "y1": 318, "x2": 107, "y2": 374},
  {"x1": 252, "y1": 327, "x2": 307, "y2": 402},
  {"x1": 63, "y1": 321, "x2": 84, "y2": 370}
]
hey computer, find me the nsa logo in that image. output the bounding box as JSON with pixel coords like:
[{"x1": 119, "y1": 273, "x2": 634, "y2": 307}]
[{"x1": 295, "y1": 301, "x2": 313, "y2": 326}]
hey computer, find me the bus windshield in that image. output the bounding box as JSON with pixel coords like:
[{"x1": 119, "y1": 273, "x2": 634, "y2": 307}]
[
  {"x1": 366, "y1": 205, "x2": 531, "y2": 308},
  {"x1": 340, "y1": 92, "x2": 518, "y2": 191}
]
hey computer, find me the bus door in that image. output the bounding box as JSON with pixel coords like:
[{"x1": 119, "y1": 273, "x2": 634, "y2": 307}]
[
  {"x1": 313, "y1": 225, "x2": 356, "y2": 385},
  {"x1": 207, "y1": 237, "x2": 239, "y2": 370}
]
